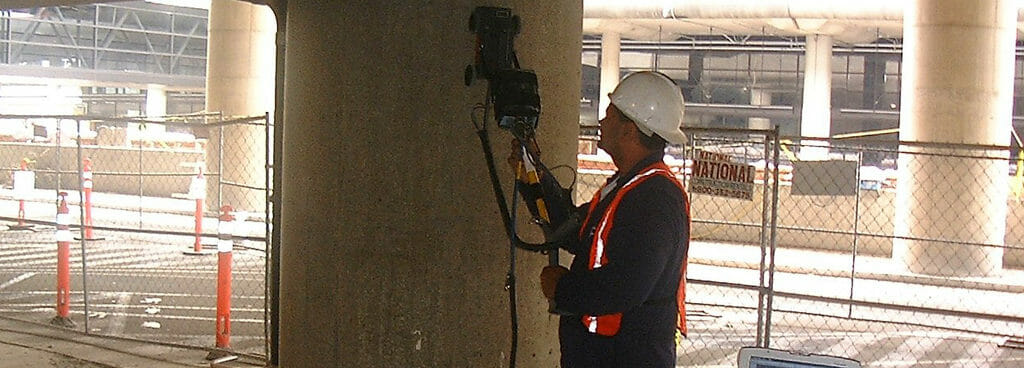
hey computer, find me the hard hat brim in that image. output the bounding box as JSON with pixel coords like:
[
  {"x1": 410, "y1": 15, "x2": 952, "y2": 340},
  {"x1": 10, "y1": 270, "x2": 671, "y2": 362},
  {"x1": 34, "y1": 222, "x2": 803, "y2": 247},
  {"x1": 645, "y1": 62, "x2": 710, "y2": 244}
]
[{"x1": 658, "y1": 129, "x2": 688, "y2": 146}]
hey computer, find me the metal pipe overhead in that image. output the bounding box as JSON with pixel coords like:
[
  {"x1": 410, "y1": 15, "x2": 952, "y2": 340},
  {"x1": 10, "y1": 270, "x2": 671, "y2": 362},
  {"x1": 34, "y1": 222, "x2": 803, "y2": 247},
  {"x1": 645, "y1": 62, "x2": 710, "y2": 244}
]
[{"x1": 686, "y1": 103, "x2": 795, "y2": 119}]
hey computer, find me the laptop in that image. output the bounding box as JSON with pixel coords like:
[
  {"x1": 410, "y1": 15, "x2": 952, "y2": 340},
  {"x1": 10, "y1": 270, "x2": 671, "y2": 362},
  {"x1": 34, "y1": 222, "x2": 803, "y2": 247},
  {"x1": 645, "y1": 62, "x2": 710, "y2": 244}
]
[{"x1": 738, "y1": 347, "x2": 862, "y2": 368}]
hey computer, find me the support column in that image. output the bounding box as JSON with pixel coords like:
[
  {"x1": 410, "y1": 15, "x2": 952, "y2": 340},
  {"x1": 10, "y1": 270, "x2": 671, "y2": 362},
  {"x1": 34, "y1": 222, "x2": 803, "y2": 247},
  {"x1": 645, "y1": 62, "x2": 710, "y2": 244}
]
[
  {"x1": 144, "y1": 85, "x2": 168, "y2": 135},
  {"x1": 800, "y1": 34, "x2": 832, "y2": 160},
  {"x1": 145, "y1": 84, "x2": 167, "y2": 118},
  {"x1": 896, "y1": 0, "x2": 1015, "y2": 276},
  {"x1": 863, "y1": 56, "x2": 886, "y2": 111},
  {"x1": 279, "y1": 1, "x2": 580, "y2": 367},
  {"x1": 862, "y1": 56, "x2": 889, "y2": 135},
  {"x1": 749, "y1": 88, "x2": 771, "y2": 130},
  {"x1": 598, "y1": 32, "x2": 620, "y2": 120},
  {"x1": 205, "y1": 0, "x2": 276, "y2": 213},
  {"x1": 686, "y1": 53, "x2": 705, "y2": 102}
]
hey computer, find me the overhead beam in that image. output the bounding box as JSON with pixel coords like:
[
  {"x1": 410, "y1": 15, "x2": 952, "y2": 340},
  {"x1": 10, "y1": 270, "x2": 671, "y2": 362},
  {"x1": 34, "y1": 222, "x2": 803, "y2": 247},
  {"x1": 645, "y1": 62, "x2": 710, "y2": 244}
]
[
  {"x1": 0, "y1": 63, "x2": 204, "y2": 91},
  {"x1": 3, "y1": 0, "x2": 278, "y2": 10},
  {"x1": 2, "y1": 0, "x2": 110, "y2": 10}
]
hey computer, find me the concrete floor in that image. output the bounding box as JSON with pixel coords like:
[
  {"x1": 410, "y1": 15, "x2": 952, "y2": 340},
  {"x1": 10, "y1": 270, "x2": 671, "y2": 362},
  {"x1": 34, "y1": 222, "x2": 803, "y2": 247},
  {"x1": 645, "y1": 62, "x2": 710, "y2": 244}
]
[
  {"x1": 0, "y1": 316, "x2": 263, "y2": 367},
  {"x1": 5, "y1": 188, "x2": 1024, "y2": 367}
]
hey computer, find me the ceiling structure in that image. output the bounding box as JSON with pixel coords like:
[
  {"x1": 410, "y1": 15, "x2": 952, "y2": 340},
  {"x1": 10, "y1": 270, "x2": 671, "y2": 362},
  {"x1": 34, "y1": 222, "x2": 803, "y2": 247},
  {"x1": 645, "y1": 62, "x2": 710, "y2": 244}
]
[
  {"x1": 582, "y1": 0, "x2": 1024, "y2": 45},
  {"x1": 2, "y1": 0, "x2": 99, "y2": 9},
  {"x1": 1, "y1": 0, "x2": 275, "y2": 11},
  {"x1": 6, "y1": 0, "x2": 1024, "y2": 45}
]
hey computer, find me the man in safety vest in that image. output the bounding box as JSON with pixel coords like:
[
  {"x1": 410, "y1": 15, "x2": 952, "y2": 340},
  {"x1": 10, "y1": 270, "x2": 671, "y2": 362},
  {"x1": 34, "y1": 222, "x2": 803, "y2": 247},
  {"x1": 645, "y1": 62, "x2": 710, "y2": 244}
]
[{"x1": 540, "y1": 71, "x2": 691, "y2": 367}]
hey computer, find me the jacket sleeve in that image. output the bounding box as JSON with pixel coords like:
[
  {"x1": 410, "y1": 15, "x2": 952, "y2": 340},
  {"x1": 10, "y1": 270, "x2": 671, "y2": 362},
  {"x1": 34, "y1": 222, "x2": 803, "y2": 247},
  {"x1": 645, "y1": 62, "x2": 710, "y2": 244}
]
[
  {"x1": 553, "y1": 177, "x2": 686, "y2": 316},
  {"x1": 562, "y1": 204, "x2": 590, "y2": 256}
]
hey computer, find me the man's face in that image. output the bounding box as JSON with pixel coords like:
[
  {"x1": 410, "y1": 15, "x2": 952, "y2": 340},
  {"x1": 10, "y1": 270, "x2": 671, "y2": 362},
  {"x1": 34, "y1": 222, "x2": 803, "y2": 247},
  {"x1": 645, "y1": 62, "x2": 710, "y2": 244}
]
[{"x1": 598, "y1": 104, "x2": 629, "y2": 155}]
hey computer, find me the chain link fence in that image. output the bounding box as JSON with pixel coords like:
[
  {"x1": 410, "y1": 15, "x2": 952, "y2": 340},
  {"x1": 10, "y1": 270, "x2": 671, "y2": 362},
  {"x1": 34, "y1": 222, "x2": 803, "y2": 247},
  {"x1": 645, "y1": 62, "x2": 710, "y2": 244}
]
[
  {"x1": 0, "y1": 113, "x2": 270, "y2": 358},
  {"x1": 5, "y1": 114, "x2": 1024, "y2": 366},
  {"x1": 576, "y1": 127, "x2": 1024, "y2": 367}
]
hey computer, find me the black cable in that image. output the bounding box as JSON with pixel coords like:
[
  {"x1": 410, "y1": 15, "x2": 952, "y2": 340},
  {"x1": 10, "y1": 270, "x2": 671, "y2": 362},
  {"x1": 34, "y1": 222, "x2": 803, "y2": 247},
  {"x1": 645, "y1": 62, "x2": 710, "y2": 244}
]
[
  {"x1": 506, "y1": 269, "x2": 518, "y2": 368},
  {"x1": 508, "y1": 175, "x2": 520, "y2": 368},
  {"x1": 476, "y1": 123, "x2": 518, "y2": 243},
  {"x1": 520, "y1": 135, "x2": 576, "y2": 194},
  {"x1": 472, "y1": 92, "x2": 519, "y2": 368},
  {"x1": 472, "y1": 76, "x2": 568, "y2": 368},
  {"x1": 474, "y1": 126, "x2": 560, "y2": 253}
]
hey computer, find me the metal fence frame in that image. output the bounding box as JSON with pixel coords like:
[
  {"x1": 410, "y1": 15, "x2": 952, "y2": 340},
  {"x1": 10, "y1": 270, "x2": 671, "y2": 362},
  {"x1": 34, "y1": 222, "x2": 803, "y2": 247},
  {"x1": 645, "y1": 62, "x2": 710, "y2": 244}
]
[
  {"x1": 577, "y1": 126, "x2": 1024, "y2": 367},
  {"x1": 0, "y1": 113, "x2": 271, "y2": 359}
]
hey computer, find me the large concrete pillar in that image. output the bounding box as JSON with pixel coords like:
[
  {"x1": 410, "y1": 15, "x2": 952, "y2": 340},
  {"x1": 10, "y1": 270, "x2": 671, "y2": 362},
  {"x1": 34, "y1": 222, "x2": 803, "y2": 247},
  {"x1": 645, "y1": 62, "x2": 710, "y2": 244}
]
[
  {"x1": 895, "y1": 0, "x2": 1015, "y2": 276},
  {"x1": 205, "y1": 0, "x2": 275, "y2": 212},
  {"x1": 800, "y1": 34, "x2": 832, "y2": 160},
  {"x1": 278, "y1": 1, "x2": 580, "y2": 367},
  {"x1": 598, "y1": 32, "x2": 620, "y2": 120},
  {"x1": 749, "y1": 88, "x2": 771, "y2": 130}
]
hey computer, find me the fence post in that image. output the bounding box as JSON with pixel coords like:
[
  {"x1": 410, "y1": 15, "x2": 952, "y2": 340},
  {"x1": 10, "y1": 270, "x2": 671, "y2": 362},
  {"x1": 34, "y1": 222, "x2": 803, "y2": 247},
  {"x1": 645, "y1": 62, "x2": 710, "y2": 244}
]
[
  {"x1": 8, "y1": 158, "x2": 35, "y2": 231},
  {"x1": 51, "y1": 192, "x2": 76, "y2": 328},
  {"x1": 848, "y1": 152, "x2": 863, "y2": 318}
]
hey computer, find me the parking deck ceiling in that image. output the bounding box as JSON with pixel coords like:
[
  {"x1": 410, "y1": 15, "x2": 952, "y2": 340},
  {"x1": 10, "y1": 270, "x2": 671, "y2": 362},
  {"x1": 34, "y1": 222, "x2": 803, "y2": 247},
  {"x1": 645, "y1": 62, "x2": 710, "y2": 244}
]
[
  {"x1": 7, "y1": 1, "x2": 1024, "y2": 46},
  {"x1": 582, "y1": 0, "x2": 1024, "y2": 44},
  {"x1": 2, "y1": 0, "x2": 101, "y2": 9}
]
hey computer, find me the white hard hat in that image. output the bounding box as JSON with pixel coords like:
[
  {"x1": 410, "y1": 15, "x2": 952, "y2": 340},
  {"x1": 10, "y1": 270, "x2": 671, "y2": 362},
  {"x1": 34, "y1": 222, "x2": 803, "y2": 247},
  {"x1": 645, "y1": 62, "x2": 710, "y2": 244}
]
[{"x1": 609, "y1": 71, "x2": 687, "y2": 145}]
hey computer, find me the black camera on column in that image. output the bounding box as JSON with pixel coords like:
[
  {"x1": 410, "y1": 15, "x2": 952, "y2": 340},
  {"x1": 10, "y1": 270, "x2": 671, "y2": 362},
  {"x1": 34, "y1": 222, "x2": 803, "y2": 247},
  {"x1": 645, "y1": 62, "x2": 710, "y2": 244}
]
[{"x1": 465, "y1": 6, "x2": 541, "y2": 133}]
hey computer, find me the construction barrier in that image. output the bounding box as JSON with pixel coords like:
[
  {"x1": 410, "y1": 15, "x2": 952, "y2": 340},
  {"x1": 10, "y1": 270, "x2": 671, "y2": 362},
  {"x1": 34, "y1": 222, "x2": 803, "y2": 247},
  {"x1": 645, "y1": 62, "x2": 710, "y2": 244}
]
[
  {"x1": 51, "y1": 192, "x2": 75, "y2": 328},
  {"x1": 215, "y1": 205, "x2": 234, "y2": 350},
  {"x1": 8, "y1": 159, "x2": 35, "y2": 231},
  {"x1": 76, "y1": 158, "x2": 102, "y2": 241},
  {"x1": 0, "y1": 114, "x2": 271, "y2": 357},
  {"x1": 184, "y1": 167, "x2": 211, "y2": 255}
]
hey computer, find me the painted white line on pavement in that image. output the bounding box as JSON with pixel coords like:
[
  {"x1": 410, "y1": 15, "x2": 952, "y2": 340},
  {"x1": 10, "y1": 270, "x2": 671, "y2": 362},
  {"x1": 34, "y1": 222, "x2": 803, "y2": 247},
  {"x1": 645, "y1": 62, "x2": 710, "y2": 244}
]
[
  {"x1": 868, "y1": 334, "x2": 937, "y2": 368},
  {"x1": 0, "y1": 273, "x2": 36, "y2": 290},
  {"x1": 0, "y1": 308, "x2": 264, "y2": 324},
  {"x1": 1, "y1": 290, "x2": 266, "y2": 300}
]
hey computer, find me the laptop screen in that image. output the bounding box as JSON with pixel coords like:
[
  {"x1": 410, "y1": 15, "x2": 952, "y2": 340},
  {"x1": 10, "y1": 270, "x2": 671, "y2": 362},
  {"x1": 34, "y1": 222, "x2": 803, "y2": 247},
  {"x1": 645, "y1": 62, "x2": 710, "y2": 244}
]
[
  {"x1": 749, "y1": 356, "x2": 852, "y2": 368},
  {"x1": 739, "y1": 347, "x2": 861, "y2": 368}
]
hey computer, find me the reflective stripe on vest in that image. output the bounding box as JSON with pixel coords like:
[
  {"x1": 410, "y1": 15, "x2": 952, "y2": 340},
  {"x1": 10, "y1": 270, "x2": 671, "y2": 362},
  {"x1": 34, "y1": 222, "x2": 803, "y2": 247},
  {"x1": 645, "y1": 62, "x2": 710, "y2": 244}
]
[{"x1": 579, "y1": 162, "x2": 687, "y2": 337}]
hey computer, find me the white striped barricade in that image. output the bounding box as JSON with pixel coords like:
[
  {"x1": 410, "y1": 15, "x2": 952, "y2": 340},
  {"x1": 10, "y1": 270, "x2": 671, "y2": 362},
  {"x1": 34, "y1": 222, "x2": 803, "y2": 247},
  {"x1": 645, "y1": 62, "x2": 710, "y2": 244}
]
[
  {"x1": 183, "y1": 166, "x2": 213, "y2": 255},
  {"x1": 76, "y1": 158, "x2": 103, "y2": 241},
  {"x1": 214, "y1": 205, "x2": 234, "y2": 351},
  {"x1": 7, "y1": 158, "x2": 35, "y2": 231}
]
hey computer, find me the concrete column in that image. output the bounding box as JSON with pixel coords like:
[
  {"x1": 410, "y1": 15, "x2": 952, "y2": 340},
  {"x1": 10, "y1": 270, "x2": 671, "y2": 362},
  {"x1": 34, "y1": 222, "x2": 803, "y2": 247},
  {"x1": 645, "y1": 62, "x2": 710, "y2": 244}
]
[
  {"x1": 863, "y1": 56, "x2": 887, "y2": 110},
  {"x1": 279, "y1": 1, "x2": 580, "y2": 367},
  {"x1": 686, "y1": 53, "x2": 705, "y2": 102},
  {"x1": 895, "y1": 0, "x2": 1015, "y2": 276},
  {"x1": 598, "y1": 32, "x2": 620, "y2": 120},
  {"x1": 749, "y1": 88, "x2": 771, "y2": 130},
  {"x1": 143, "y1": 85, "x2": 168, "y2": 136},
  {"x1": 145, "y1": 84, "x2": 167, "y2": 118},
  {"x1": 204, "y1": 0, "x2": 276, "y2": 213},
  {"x1": 800, "y1": 34, "x2": 832, "y2": 160},
  {"x1": 862, "y1": 56, "x2": 889, "y2": 134}
]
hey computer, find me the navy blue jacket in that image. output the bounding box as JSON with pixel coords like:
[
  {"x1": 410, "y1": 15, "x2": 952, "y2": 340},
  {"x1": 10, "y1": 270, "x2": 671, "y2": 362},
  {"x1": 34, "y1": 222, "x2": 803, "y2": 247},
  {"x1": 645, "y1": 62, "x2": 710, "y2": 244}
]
[{"x1": 555, "y1": 152, "x2": 690, "y2": 368}]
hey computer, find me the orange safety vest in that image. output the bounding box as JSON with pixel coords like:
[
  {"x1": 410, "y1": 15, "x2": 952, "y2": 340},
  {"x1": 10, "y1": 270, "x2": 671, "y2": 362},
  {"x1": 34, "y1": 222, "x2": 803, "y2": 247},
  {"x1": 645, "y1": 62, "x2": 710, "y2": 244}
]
[{"x1": 577, "y1": 161, "x2": 690, "y2": 337}]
